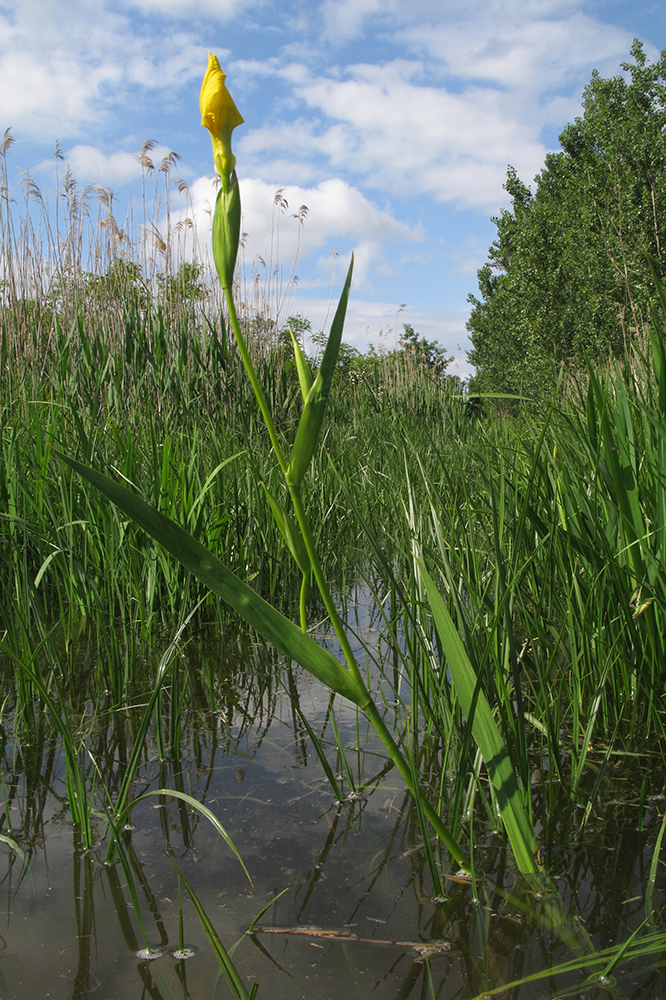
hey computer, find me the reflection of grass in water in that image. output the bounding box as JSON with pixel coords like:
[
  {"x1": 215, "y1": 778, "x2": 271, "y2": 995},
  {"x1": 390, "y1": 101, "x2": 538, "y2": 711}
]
[
  {"x1": 471, "y1": 922, "x2": 666, "y2": 999},
  {"x1": 0, "y1": 621, "x2": 665, "y2": 997}
]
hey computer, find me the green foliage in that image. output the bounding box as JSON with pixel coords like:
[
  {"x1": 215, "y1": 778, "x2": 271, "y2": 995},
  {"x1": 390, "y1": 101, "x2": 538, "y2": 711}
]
[
  {"x1": 468, "y1": 40, "x2": 666, "y2": 397},
  {"x1": 156, "y1": 261, "x2": 206, "y2": 308},
  {"x1": 417, "y1": 563, "x2": 539, "y2": 874},
  {"x1": 308, "y1": 322, "x2": 452, "y2": 403},
  {"x1": 81, "y1": 259, "x2": 150, "y2": 313},
  {"x1": 398, "y1": 323, "x2": 450, "y2": 374}
]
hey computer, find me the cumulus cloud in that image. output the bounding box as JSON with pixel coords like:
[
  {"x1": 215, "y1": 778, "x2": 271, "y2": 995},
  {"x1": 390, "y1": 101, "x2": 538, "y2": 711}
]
[
  {"x1": 402, "y1": 10, "x2": 636, "y2": 93},
  {"x1": 0, "y1": 0, "x2": 644, "y2": 216},
  {"x1": 62, "y1": 146, "x2": 143, "y2": 185},
  {"x1": 242, "y1": 61, "x2": 549, "y2": 212},
  {"x1": 0, "y1": 0, "x2": 209, "y2": 141},
  {"x1": 0, "y1": 2, "x2": 123, "y2": 138},
  {"x1": 167, "y1": 173, "x2": 419, "y2": 295},
  {"x1": 236, "y1": 2, "x2": 638, "y2": 213},
  {"x1": 319, "y1": 0, "x2": 386, "y2": 43}
]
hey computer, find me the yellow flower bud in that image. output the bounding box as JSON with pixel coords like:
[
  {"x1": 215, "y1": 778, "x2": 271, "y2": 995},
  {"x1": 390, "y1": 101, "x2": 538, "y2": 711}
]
[{"x1": 200, "y1": 53, "x2": 244, "y2": 188}]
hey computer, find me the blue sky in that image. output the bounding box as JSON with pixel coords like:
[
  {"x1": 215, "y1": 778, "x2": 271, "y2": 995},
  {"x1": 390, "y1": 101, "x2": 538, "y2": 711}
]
[{"x1": 1, "y1": 0, "x2": 665, "y2": 374}]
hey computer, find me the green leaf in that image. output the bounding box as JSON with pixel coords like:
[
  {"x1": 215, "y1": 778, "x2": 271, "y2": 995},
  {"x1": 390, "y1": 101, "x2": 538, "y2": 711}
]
[
  {"x1": 470, "y1": 927, "x2": 666, "y2": 999},
  {"x1": 57, "y1": 453, "x2": 367, "y2": 708},
  {"x1": 212, "y1": 173, "x2": 241, "y2": 290},
  {"x1": 0, "y1": 833, "x2": 31, "y2": 875},
  {"x1": 165, "y1": 857, "x2": 256, "y2": 1000},
  {"x1": 261, "y1": 484, "x2": 311, "y2": 575},
  {"x1": 418, "y1": 562, "x2": 539, "y2": 875},
  {"x1": 286, "y1": 257, "x2": 353, "y2": 487},
  {"x1": 289, "y1": 328, "x2": 313, "y2": 400},
  {"x1": 122, "y1": 789, "x2": 252, "y2": 885}
]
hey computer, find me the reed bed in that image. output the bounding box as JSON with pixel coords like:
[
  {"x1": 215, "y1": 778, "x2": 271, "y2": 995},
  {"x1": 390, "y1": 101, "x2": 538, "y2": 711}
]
[
  {"x1": 1, "y1": 132, "x2": 666, "y2": 995},
  {"x1": 3, "y1": 278, "x2": 666, "y2": 841}
]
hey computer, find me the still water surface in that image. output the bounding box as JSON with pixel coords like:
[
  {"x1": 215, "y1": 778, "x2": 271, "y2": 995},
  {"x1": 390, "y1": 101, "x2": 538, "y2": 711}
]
[{"x1": 1, "y1": 611, "x2": 665, "y2": 999}]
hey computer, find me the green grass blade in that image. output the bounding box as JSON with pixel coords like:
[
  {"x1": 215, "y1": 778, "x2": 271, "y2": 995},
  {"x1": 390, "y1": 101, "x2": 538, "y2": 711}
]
[
  {"x1": 596, "y1": 911, "x2": 652, "y2": 981},
  {"x1": 165, "y1": 857, "x2": 257, "y2": 1000},
  {"x1": 286, "y1": 257, "x2": 353, "y2": 487},
  {"x1": 188, "y1": 452, "x2": 245, "y2": 526},
  {"x1": 291, "y1": 698, "x2": 344, "y2": 802},
  {"x1": 0, "y1": 833, "x2": 30, "y2": 870},
  {"x1": 470, "y1": 928, "x2": 666, "y2": 999},
  {"x1": 231, "y1": 887, "x2": 289, "y2": 956},
  {"x1": 645, "y1": 811, "x2": 666, "y2": 917},
  {"x1": 86, "y1": 752, "x2": 152, "y2": 948},
  {"x1": 289, "y1": 328, "x2": 313, "y2": 400},
  {"x1": 123, "y1": 789, "x2": 252, "y2": 885},
  {"x1": 261, "y1": 484, "x2": 311, "y2": 575},
  {"x1": 418, "y1": 562, "x2": 539, "y2": 875}
]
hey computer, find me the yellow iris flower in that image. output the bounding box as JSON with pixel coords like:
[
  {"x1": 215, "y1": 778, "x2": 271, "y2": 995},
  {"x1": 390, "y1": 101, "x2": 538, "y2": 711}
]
[{"x1": 200, "y1": 53, "x2": 244, "y2": 188}]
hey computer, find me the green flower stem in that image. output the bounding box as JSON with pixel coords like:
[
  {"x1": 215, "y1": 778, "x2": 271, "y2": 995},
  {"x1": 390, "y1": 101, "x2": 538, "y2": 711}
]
[
  {"x1": 224, "y1": 285, "x2": 361, "y2": 684},
  {"x1": 299, "y1": 574, "x2": 307, "y2": 634},
  {"x1": 363, "y1": 698, "x2": 471, "y2": 870},
  {"x1": 224, "y1": 288, "x2": 288, "y2": 475},
  {"x1": 225, "y1": 275, "x2": 471, "y2": 872}
]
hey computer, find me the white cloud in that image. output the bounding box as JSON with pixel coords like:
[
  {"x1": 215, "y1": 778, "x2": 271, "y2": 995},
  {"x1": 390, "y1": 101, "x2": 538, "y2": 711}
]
[
  {"x1": 176, "y1": 174, "x2": 419, "y2": 291},
  {"x1": 120, "y1": 0, "x2": 246, "y2": 14},
  {"x1": 290, "y1": 292, "x2": 473, "y2": 373},
  {"x1": 63, "y1": 146, "x2": 143, "y2": 185},
  {"x1": 243, "y1": 62, "x2": 549, "y2": 211},
  {"x1": 319, "y1": 0, "x2": 386, "y2": 43},
  {"x1": 123, "y1": 37, "x2": 211, "y2": 90},
  {"x1": 0, "y1": 2, "x2": 124, "y2": 137},
  {"x1": 34, "y1": 141, "x2": 187, "y2": 196},
  {"x1": 402, "y1": 11, "x2": 636, "y2": 92},
  {"x1": 0, "y1": 0, "x2": 649, "y2": 221},
  {"x1": 0, "y1": 0, "x2": 208, "y2": 141}
]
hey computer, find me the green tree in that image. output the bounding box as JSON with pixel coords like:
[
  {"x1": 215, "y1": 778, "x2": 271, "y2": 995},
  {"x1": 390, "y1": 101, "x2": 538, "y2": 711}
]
[
  {"x1": 156, "y1": 261, "x2": 206, "y2": 310},
  {"x1": 399, "y1": 323, "x2": 450, "y2": 374},
  {"x1": 82, "y1": 259, "x2": 150, "y2": 313},
  {"x1": 468, "y1": 41, "x2": 666, "y2": 397}
]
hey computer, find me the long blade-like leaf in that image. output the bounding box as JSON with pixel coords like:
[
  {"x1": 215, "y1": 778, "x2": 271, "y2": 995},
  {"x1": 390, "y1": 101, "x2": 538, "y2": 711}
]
[
  {"x1": 418, "y1": 562, "x2": 539, "y2": 875},
  {"x1": 57, "y1": 453, "x2": 368, "y2": 708},
  {"x1": 262, "y1": 484, "x2": 311, "y2": 575},
  {"x1": 289, "y1": 328, "x2": 313, "y2": 401},
  {"x1": 286, "y1": 257, "x2": 353, "y2": 486},
  {"x1": 165, "y1": 857, "x2": 255, "y2": 1000},
  {"x1": 123, "y1": 789, "x2": 252, "y2": 884}
]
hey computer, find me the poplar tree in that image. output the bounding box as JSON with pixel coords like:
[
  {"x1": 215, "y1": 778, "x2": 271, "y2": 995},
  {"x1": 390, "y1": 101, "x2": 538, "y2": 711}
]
[{"x1": 468, "y1": 41, "x2": 666, "y2": 397}]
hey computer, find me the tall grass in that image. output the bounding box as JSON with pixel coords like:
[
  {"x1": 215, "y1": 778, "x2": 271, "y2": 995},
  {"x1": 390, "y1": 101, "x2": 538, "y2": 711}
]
[
  {"x1": 5, "y1": 250, "x2": 666, "y2": 854},
  {"x1": 0, "y1": 136, "x2": 468, "y2": 701},
  {"x1": 2, "y1": 136, "x2": 666, "y2": 994},
  {"x1": 378, "y1": 325, "x2": 666, "y2": 862}
]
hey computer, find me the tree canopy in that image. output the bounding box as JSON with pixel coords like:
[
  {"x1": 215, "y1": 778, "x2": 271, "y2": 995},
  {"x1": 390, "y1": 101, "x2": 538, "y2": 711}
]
[{"x1": 467, "y1": 41, "x2": 666, "y2": 397}]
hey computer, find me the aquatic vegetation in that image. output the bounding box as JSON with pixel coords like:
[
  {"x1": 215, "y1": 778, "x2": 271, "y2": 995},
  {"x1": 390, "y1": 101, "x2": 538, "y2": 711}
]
[
  {"x1": 61, "y1": 57, "x2": 554, "y2": 886},
  {"x1": 0, "y1": 54, "x2": 665, "y2": 1000}
]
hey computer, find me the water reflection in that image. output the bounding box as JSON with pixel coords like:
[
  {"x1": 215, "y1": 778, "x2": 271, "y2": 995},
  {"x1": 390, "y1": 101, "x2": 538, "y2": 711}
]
[{"x1": 0, "y1": 622, "x2": 664, "y2": 998}]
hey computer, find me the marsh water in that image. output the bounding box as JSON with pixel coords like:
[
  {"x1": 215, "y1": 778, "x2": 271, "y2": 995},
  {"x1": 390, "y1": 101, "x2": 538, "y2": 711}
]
[{"x1": 2, "y1": 592, "x2": 666, "y2": 1000}]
